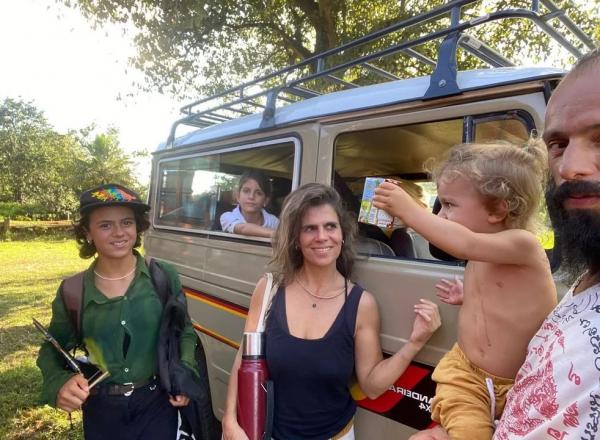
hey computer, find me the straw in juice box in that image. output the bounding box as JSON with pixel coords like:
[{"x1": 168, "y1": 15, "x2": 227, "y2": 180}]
[{"x1": 358, "y1": 177, "x2": 404, "y2": 229}]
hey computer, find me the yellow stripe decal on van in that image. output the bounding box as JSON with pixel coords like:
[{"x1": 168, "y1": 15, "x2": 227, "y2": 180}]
[
  {"x1": 192, "y1": 323, "x2": 240, "y2": 349},
  {"x1": 184, "y1": 288, "x2": 248, "y2": 319}
]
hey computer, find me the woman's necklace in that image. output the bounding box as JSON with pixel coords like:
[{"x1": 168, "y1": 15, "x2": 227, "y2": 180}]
[
  {"x1": 295, "y1": 277, "x2": 346, "y2": 308},
  {"x1": 94, "y1": 264, "x2": 136, "y2": 281}
]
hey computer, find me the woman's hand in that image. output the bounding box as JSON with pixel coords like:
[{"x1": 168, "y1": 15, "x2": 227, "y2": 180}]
[
  {"x1": 169, "y1": 394, "x2": 190, "y2": 407},
  {"x1": 410, "y1": 299, "x2": 441, "y2": 346},
  {"x1": 56, "y1": 374, "x2": 89, "y2": 412},
  {"x1": 222, "y1": 414, "x2": 250, "y2": 440},
  {"x1": 435, "y1": 276, "x2": 464, "y2": 305}
]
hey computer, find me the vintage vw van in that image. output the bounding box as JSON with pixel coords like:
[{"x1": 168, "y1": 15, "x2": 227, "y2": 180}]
[{"x1": 144, "y1": 1, "x2": 595, "y2": 438}]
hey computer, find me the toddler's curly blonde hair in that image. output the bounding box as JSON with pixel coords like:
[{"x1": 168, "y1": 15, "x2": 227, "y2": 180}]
[{"x1": 431, "y1": 137, "x2": 548, "y2": 231}]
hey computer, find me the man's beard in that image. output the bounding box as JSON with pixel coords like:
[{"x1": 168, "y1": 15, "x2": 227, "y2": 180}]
[{"x1": 546, "y1": 179, "x2": 600, "y2": 285}]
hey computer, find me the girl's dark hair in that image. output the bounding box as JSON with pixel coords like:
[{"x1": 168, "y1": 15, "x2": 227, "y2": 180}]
[
  {"x1": 269, "y1": 183, "x2": 357, "y2": 284},
  {"x1": 73, "y1": 207, "x2": 150, "y2": 259},
  {"x1": 238, "y1": 170, "x2": 272, "y2": 198}
]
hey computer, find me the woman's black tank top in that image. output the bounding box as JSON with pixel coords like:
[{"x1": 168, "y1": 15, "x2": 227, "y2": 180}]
[{"x1": 265, "y1": 282, "x2": 364, "y2": 440}]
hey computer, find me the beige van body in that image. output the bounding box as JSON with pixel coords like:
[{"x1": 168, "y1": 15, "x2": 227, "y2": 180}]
[
  {"x1": 145, "y1": 2, "x2": 594, "y2": 438},
  {"x1": 146, "y1": 75, "x2": 559, "y2": 437}
]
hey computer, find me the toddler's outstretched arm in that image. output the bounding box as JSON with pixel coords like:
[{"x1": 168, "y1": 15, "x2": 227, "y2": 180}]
[{"x1": 373, "y1": 182, "x2": 543, "y2": 266}]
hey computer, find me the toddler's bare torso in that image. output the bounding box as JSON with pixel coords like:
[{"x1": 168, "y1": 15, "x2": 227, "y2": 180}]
[{"x1": 458, "y1": 252, "x2": 557, "y2": 379}]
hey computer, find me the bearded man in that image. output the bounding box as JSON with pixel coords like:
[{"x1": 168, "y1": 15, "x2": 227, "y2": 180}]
[{"x1": 411, "y1": 48, "x2": 600, "y2": 440}]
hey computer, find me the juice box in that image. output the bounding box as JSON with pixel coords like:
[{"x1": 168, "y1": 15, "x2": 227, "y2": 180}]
[{"x1": 358, "y1": 177, "x2": 404, "y2": 229}]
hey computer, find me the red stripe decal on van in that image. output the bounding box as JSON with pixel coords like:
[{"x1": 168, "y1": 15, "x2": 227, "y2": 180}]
[
  {"x1": 356, "y1": 364, "x2": 430, "y2": 412},
  {"x1": 183, "y1": 287, "x2": 249, "y2": 316},
  {"x1": 353, "y1": 361, "x2": 437, "y2": 431}
]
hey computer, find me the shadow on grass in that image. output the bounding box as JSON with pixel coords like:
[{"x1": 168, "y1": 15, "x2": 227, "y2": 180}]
[
  {"x1": 0, "y1": 293, "x2": 51, "y2": 323},
  {"x1": 0, "y1": 363, "x2": 83, "y2": 440},
  {"x1": 0, "y1": 324, "x2": 43, "y2": 364},
  {"x1": 0, "y1": 279, "x2": 57, "y2": 290},
  {"x1": 0, "y1": 269, "x2": 85, "y2": 321},
  {"x1": 0, "y1": 270, "x2": 80, "y2": 290}
]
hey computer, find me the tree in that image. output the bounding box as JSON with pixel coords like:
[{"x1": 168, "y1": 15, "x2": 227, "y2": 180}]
[
  {"x1": 0, "y1": 98, "x2": 78, "y2": 212},
  {"x1": 69, "y1": 126, "x2": 147, "y2": 199},
  {"x1": 61, "y1": 0, "x2": 598, "y2": 99},
  {"x1": 0, "y1": 98, "x2": 144, "y2": 215}
]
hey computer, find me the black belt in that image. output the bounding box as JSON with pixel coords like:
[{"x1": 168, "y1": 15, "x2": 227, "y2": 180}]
[{"x1": 89, "y1": 376, "x2": 159, "y2": 396}]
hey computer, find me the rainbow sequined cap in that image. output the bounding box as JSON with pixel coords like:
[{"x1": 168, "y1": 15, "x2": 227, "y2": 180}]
[{"x1": 79, "y1": 183, "x2": 150, "y2": 215}]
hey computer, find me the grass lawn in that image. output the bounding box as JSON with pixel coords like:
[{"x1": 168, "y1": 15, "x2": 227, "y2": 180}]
[{"x1": 0, "y1": 240, "x2": 88, "y2": 439}]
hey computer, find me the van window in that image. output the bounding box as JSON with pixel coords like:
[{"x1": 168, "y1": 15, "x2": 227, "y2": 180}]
[
  {"x1": 333, "y1": 111, "x2": 534, "y2": 260},
  {"x1": 155, "y1": 140, "x2": 297, "y2": 234}
]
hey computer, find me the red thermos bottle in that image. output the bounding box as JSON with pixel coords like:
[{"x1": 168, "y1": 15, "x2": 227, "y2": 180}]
[{"x1": 237, "y1": 332, "x2": 274, "y2": 440}]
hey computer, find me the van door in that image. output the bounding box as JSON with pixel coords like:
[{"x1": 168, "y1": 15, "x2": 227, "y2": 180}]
[{"x1": 316, "y1": 89, "x2": 547, "y2": 437}]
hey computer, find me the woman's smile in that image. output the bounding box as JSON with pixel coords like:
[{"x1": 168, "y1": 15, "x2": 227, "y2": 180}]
[{"x1": 299, "y1": 204, "x2": 343, "y2": 267}]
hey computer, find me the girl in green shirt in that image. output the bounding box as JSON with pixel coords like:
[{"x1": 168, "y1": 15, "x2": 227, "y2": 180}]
[{"x1": 36, "y1": 183, "x2": 197, "y2": 440}]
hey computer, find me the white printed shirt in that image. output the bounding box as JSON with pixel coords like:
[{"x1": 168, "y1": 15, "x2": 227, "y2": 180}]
[
  {"x1": 494, "y1": 278, "x2": 600, "y2": 440},
  {"x1": 220, "y1": 205, "x2": 279, "y2": 234}
]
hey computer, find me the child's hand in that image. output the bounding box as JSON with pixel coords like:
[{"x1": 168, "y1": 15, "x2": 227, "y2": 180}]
[
  {"x1": 373, "y1": 181, "x2": 420, "y2": 220},
  {"x1": 410, "y1": 299, "x2": 441, "y2": 346},
  {"x1": 435, "y1": 276, "x2": 464, "y2": 305}
]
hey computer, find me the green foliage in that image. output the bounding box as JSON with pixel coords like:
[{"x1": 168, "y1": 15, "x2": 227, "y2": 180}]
[
  {"x1": 59, "y1": 0, "x2": 598, "y2": 99},
  {"x1": 0, "y1": 98, "x2": 78, "y2": 213},
  {"x1": 2, "y1": 221, "x2": 73, "y2": 242},
  {"x1": 0, "y1": 202, "x2": 65, "y2": 221},
  {"x1": 67, "y1": 125, "x2": 143, "y2": 197},
  {"x1": 0, "y1": 98, "x2": 147, "y2": 216},
  {"x1": 0, "y1": 240, "x2": 87, "y2": 439}
]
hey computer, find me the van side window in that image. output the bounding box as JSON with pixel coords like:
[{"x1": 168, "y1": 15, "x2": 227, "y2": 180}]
[
  {"x1": 155, "y1": 141, "x2": 296, "y2": 235},
  {"x1": 333, "y1": 111, "x2": 534, "y2": 260}
]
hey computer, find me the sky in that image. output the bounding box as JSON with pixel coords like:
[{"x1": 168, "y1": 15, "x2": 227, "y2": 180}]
[{"x1": 0, "y1": 0, "x2": 183, "y2": 183}]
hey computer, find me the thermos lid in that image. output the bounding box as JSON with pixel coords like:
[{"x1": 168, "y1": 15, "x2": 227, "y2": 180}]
[{"x1": 241, "y1": 332, "x2": 265, "y2": 358}]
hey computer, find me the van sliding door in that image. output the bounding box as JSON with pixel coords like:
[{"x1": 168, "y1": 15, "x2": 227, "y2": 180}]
[{"x1": 317, "y1": 91, "x2": 546, "y2": 437}]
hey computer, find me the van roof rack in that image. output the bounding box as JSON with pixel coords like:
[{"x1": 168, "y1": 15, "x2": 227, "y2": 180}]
[{"x1": 166, "y1": 0, "x2": 595, "y2": 148}]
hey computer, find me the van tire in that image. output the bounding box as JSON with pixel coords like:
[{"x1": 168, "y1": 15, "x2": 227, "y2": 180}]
[{"x1": 192, "y1": 338, "x2": 222, "y2": 440}]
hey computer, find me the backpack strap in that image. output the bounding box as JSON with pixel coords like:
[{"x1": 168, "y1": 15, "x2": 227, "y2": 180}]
[
  {"x1": 59, "y1": 271, "x2": 86, "y2": 346},
  {"x1": 148, "y1": 258, "x2": 170, "y2": 307}
]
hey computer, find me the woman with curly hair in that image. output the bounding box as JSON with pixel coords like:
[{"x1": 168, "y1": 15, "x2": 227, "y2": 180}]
[{"x1": 223, "y1": 183, "x2": 441, "y2": 440}]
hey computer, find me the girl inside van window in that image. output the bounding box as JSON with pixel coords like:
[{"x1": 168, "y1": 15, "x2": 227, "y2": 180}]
[
  {"x1": 222, "y1": 183, "x2": 441, "y2": 440},
  {"x1": 220, "y1": 170, "x2": 279, "y2": 238}
]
